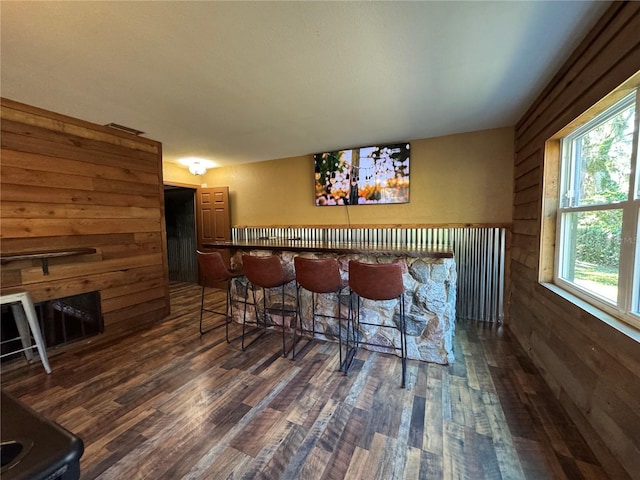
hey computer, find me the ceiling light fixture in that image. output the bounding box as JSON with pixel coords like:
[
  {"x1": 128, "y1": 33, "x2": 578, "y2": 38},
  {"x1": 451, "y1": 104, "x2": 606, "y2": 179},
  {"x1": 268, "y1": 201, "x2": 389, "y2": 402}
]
[{"x1": 188, "y1": 161, "x2": 207, "y2": 176}]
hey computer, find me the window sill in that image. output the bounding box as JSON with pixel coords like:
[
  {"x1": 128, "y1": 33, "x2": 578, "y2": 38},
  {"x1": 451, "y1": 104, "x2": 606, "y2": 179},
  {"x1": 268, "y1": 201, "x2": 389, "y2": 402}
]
[{"x1": 540, "y1": 282, "x2": 640, "y2": 343}]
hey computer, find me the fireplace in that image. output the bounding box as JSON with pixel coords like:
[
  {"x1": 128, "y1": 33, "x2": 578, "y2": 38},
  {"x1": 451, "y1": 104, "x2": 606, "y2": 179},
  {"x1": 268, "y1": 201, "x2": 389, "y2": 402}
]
[{"x1": 1, "y1": 291, "x2": 102, "y2": 362}]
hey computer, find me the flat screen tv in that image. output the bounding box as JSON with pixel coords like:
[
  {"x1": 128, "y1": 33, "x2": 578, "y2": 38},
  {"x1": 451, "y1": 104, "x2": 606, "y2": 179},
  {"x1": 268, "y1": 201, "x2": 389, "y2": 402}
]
[{"x1": 314, "y1": 142, "x2": 410, "y2": 206}]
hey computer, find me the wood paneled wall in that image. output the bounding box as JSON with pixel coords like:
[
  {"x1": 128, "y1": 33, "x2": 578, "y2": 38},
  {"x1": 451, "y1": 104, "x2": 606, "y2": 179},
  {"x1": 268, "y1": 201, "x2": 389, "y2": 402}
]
[
  {"x1": 0, "y1": 98, "x2": 170, "y2": 338},
  {"x1": 511, "y1": 3, "x2": 640, "y2": 479}
]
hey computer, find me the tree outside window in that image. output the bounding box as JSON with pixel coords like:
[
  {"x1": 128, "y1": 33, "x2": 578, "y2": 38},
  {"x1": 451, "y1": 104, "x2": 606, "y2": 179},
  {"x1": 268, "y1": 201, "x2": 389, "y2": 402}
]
[{"x1": 556, "y1": 90, "x2": 640, "y2": 327}]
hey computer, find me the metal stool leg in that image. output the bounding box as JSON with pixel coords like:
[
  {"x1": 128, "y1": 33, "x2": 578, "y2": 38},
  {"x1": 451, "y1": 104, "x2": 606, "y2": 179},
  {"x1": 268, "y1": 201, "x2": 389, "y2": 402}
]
[
  {"x1": 199, "y1": 285, "x2": 207, "y2": 335},
  {"x1": 292, "y1": 284, "x2": 302, "y2": 359},
  {"x1": 280, "y1": 285, "x2": 287, "y2": 357},
  {"x1": 10, "y1": 303, "x2": 35, "y2": 362},
  {"x1": 1, "y1": 292, "x2": 51, "y2": 374},
  {"x1": 241, "y1": 282, "x2": 267, "y2": 351},
  {"x1": 400, "y1": 293, "x2": 406, "y2": 389},
  {"x1": 338, "y1": 292, "x2": 343, "y2": 371},
  {"x1": 341, "y1": 290, "x2": 358, "y2": 374},
  {"x1": 225, "y1": 280, "x2": 233, "y2": 343},
  {"x1": 20, "y1": 293, "x2": 51, "y2": 374},
  {"x1": 242, "y1": 284, "x2": 251, "y2": 350}
]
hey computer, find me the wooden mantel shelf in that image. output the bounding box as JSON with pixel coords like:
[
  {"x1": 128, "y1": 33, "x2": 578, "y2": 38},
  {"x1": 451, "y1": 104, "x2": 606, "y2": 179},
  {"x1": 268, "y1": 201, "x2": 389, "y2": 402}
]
[{"x1": 0, "y1": 248, "x2": 97, "y2": 275}]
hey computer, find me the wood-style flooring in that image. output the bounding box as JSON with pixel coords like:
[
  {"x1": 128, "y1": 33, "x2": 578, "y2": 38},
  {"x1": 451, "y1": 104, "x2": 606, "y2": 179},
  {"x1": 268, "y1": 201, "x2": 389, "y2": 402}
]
[{"x1": 1, "y1": 282, "x2": 608, "y2": 479}]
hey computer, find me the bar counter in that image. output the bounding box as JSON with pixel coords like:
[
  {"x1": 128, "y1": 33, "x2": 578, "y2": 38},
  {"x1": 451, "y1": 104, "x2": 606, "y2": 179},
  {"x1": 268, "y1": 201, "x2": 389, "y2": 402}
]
[{"x1": 204, "y1": 239, "x2": 456, "y2": 364}]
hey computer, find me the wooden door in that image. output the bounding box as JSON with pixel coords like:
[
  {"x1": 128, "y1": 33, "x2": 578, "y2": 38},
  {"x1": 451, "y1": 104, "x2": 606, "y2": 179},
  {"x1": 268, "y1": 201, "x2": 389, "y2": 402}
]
[{"x1": 195, "y1": 186, "x2": 231, "y2": 250}]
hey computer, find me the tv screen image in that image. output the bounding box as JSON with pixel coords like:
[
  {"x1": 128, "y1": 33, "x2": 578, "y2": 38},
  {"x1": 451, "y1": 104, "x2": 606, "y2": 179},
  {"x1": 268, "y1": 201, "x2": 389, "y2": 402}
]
[{"x1": 314, "y1": 142, "x2": 410, "y2": 206}]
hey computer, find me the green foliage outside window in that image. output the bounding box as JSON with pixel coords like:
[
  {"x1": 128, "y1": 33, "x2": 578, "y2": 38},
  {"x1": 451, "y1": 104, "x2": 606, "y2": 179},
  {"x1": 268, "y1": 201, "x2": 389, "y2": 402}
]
[{"x1": 571, "y1": 103, "x2": 634, "y2": 269}]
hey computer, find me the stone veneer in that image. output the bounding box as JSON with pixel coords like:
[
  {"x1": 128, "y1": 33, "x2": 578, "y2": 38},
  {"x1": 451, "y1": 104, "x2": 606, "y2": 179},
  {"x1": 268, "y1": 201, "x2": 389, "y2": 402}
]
[{"x1": 228, "y1": 250, "x2": 455, "y2": 365}]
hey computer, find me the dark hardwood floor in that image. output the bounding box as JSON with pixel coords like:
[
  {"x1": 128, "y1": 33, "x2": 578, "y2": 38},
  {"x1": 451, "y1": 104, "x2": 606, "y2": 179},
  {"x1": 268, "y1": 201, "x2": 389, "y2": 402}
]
[{"x1": 1, "y1": 282, "x2": 607, "y2": 479}]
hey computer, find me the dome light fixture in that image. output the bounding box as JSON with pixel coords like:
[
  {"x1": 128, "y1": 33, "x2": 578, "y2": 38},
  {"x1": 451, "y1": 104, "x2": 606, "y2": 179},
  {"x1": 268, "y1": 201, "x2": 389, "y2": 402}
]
[
  {"x1": 178, "y1": 156, "x2": 214, "y2": 176},
  {"x1": 188, "y1": 161, "x2": 207, "y2": 176}
]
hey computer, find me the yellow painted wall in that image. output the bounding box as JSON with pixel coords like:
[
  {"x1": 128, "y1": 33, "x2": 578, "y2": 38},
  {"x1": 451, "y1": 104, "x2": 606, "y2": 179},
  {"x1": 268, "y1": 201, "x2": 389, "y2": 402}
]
[
  {"x1": 163, "y1": 162, "x2": 202, "y2": 187},
  {"x1": 165, "y1": 127, "x2": 514, "y2": 226}
]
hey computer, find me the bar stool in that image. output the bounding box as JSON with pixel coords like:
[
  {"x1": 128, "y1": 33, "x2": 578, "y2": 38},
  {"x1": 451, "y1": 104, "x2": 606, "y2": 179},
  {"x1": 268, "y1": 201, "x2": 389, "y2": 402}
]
[
  {"x1": 241, "y1": 254, "x2": 297, "y2": 357},
  {"x1": 293, "y1": 256, "x2": 348, "y2": 362},
  {"x1": 0, "y1": 291, "x2": 51, "y2": 373},
  {"x1": 196, "y1": 250, "x2": 245, "y2": 342},
  {"x1": 347, "y1": 260, "x2": 407, "y2": 388}
]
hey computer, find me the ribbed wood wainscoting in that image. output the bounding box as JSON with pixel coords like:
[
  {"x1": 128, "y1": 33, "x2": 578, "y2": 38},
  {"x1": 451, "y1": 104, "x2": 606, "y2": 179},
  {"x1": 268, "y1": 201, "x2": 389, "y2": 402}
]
[
  {"x1": 1, "y1": 283, "x2": 606, "y2": 479},
  {"x1": 233, "y1": 224, "x2": 508, "y2": 323}
]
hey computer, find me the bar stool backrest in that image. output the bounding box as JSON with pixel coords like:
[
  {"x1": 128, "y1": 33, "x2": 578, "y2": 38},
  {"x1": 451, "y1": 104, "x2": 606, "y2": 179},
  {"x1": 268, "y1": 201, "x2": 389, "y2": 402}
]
[
  {"x1": 348, "y1": 260, "x2": 404, "y2": 300},
  {"x1": 197, "y1": 251, "x2": 241, "y2": 286},
  {"x1": 294, "y1": 257, "x2": 344, "y2": 293},
  {"x1": 242, "y1": 255, "x2": 293, "y2": 288}
]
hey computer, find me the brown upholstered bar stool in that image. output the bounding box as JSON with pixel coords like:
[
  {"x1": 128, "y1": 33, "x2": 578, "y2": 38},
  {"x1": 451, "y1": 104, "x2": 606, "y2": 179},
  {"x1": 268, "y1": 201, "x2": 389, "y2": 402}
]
[
  {"x1": 293, "y1": 256, "x2": 348, "y2": 361},
  {"x1": 241, "y1": 254, "x2": 297, "y2": 357},
  {"x1": 347, "y1": 260, "x2": 407, "y2": 388},
  {"x1": 196, "y1": 250, "x2": 245, "y2": 342}
]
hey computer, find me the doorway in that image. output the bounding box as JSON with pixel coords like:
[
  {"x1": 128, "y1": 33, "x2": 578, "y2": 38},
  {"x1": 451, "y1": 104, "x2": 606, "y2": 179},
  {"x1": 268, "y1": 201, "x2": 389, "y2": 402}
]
[{"x1": 164, "y1": 186, "x2": 198, "y2": 282}]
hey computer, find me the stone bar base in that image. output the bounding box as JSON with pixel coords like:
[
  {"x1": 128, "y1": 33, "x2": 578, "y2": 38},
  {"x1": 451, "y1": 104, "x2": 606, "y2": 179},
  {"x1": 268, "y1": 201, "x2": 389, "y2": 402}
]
[{"x1": 228, "y1": 250, "x2": 455, "y2": 365}]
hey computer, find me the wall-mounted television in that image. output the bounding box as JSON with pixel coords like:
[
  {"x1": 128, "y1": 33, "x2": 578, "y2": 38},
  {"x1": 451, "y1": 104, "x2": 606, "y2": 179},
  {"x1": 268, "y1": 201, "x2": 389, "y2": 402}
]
[{"x1": 314, "y1": 142, "x2": 410, "y2": 206}]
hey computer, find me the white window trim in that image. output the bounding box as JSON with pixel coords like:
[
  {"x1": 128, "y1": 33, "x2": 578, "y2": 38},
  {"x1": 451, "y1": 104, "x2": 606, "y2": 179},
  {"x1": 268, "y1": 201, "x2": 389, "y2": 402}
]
[{"x1": 553, "y1": 90, "x2": 640, "y2": 331}]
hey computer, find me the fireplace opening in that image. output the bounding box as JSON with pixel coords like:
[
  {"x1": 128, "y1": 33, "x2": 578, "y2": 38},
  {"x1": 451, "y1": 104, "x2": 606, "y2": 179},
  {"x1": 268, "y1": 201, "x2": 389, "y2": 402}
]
[{"x1": 1, "y1": 291, "x2": 102, "y2": 363}]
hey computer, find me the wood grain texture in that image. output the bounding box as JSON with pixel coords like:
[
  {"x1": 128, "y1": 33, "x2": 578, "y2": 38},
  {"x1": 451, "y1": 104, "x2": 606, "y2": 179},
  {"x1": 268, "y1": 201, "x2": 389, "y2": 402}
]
[
  {"x1": 510, "y1": 4, "x2": 640, "y2": 479},
  {"x1": 0, "y1": 98, "x2": 170, "y2": 337},
  {"x1": 1, "y1": 282, "x2": 608, "y2": 479}
]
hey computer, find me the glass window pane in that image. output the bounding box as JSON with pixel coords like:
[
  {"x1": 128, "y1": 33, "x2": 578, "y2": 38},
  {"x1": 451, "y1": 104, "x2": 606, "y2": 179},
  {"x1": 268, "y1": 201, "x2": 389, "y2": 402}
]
[
  {"x1": 570, "y1": 104, "x2": 634, "y2": 207},
  {"x1": 560, "y1": 209, "x2": 623, "y2": 302},
  {"x1": 634, "y1": 212, "x2": 640, "y2": 315}
]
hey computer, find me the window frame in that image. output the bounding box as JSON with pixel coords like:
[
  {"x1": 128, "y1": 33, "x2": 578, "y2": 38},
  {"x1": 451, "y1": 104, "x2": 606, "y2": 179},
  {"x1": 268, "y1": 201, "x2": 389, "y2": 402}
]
[{"x1": 553, "y1": 90, "x2": 640, "y2": 329}]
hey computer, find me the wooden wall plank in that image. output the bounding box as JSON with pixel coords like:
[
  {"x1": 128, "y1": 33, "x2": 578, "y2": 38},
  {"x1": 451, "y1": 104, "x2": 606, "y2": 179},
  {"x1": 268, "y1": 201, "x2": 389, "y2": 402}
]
[
  {"x1": 0, "y1": 183, "x2": 161, "y2": 208},
  {"x1": 99, "y1": 242, "x2": 163, "y2": 260},
  {"x1": 92, "y1": 177, "x2": 159, "y2": 196},
  {"x1": 1, "y1": 100, "x2": 159, "y2": 154},
  {"x1": 0, "y1": 148, "x2": 159, "y2": 185},
  {"x1": 101, "y1": 287, "x2": 167, "y2": 315},
  {"x1": 0, "y1": 98, "x2": 170, "y2": 343},
  {"x1": 510, "y1": 3, "x2": 640, "y2": 479},
  {"x1": 103, "y1": 298, "x2": 168, "y2": 326},
  {"x1": 1, "y1": 131, "x2": 159, "y2": 174},
  {"x1": 0, "y1": 218, "x2": 161, "y2": 238},
  {"x1": 18, "y1": 253, "x2": 164, "y2": 285},
  {"x1": 6, "y1": 266, "x2": 164, "y2": 304},
  {"x1": 0, "y1": 118, "x2": 159, "y2": 161},
  {"x1": 0, "y1": 165, "x2": 93, "y2": 190},
  {"x1": 0, "y1": 233, "x2": 136, "y2": 253},
  {"x1": 512, "y1": 202, "x2": 539, "y2": 221},
  {"x1": 513, "y1": 186, "x2": 539, "y2": 206},
  {"x1": 513, "y1": 149, "x2": 541, "y2": 178},
  {"x1": 514, "y1": 168, "x2": 541, "y2": 193}
]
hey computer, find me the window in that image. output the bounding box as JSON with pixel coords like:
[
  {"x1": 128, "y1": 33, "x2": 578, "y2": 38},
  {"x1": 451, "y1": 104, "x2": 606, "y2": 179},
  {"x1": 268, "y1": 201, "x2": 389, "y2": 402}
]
[{"x1": 555, "y1": 90, "x2": 640, "y2": 328}]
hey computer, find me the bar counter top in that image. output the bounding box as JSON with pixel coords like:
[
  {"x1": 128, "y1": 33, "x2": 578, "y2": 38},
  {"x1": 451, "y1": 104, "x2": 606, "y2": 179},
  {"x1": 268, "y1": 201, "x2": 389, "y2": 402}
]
[{"x1": 204, "y1": 239, "x2": 454, "y2": 258}]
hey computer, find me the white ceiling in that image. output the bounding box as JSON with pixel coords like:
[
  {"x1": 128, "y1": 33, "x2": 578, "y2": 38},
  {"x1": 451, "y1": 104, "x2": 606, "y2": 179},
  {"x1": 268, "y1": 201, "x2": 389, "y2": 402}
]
[{"x1": 1, "y1": 1, "x2": 610, "y2": 168}]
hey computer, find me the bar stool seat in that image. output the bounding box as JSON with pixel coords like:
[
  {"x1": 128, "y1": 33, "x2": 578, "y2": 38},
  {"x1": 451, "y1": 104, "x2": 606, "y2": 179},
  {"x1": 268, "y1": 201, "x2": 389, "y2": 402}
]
[
  {"x1": 241, "y1": 254, "x2": 297, "y2": 357},
  {"x1": 0, "y1": 291, "x2": 51, "y2": 373},
  {"x1": 347, "y1": 260, "x2": 407, "y2": 388},
  {"x1": 293, "y1": 256, "x2": 348, "y2": 362},
  {"x1": 196, "y1": 250, "x2": 245, "y2": 342}
]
